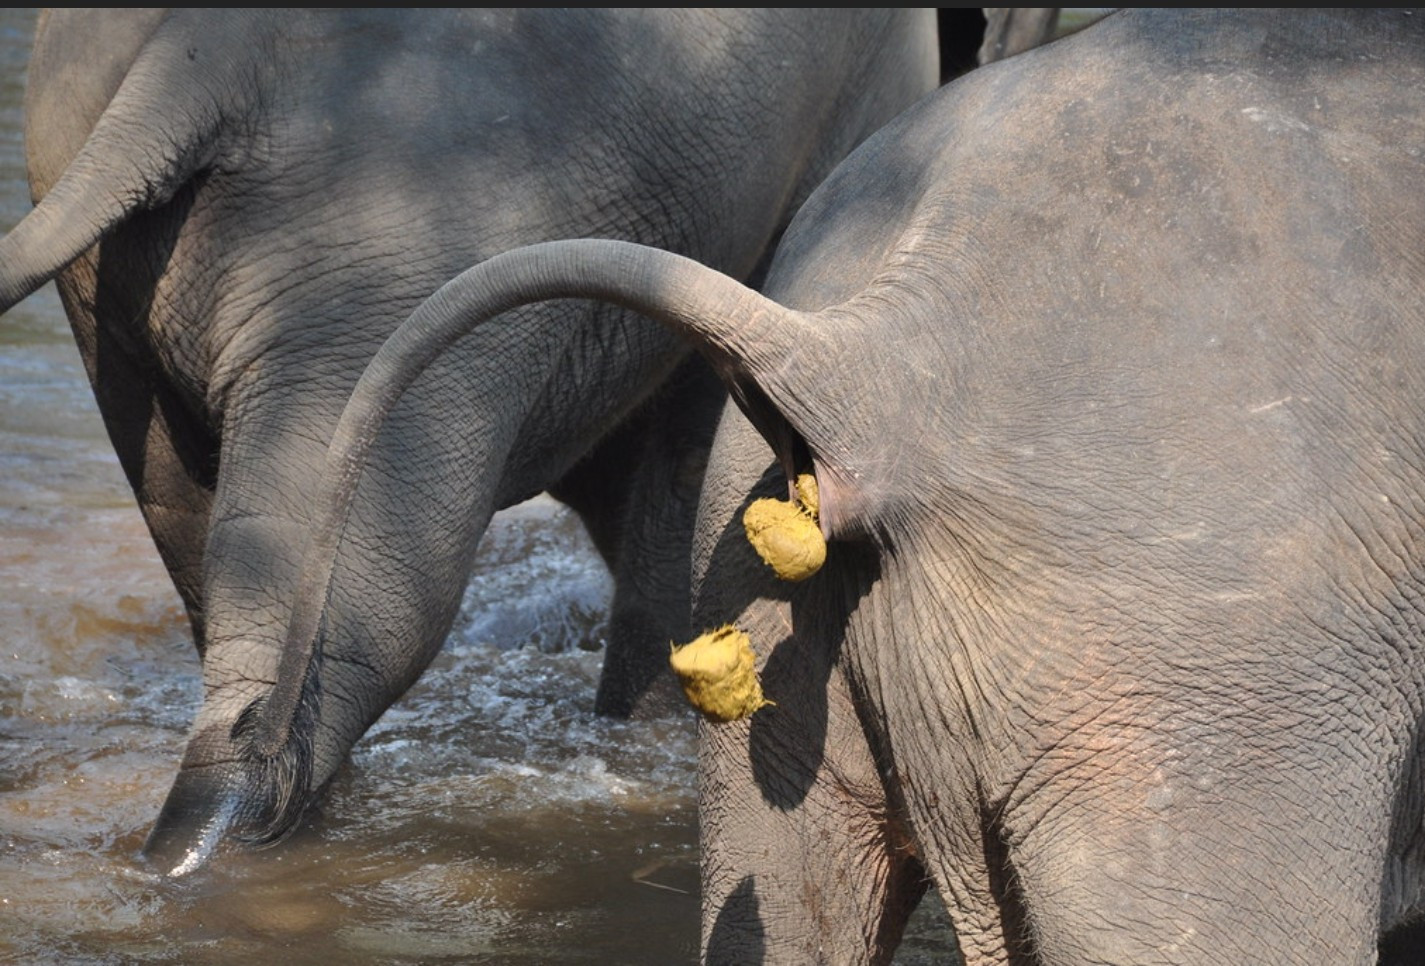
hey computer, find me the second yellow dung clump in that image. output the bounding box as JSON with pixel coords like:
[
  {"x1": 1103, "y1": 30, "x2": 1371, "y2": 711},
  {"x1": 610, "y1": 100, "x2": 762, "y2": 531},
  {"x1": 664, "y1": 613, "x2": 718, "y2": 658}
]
[
  {"x1": 668, "y1": 625, "x2": 773, "y2": 722},
  {"x1": 743, "y1": 472, "x2": 825, "y2": 581}
]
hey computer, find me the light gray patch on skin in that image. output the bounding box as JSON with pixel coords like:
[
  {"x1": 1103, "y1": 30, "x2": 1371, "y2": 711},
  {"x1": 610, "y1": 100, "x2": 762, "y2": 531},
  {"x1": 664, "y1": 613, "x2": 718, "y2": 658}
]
[
  {"x1": 1248, "y1": 396, "x2": 1292, "y2": 414},
  {"x1": 1145, "y1": 782, "x2": 1174, "y2": 813},
  {"x1": 1240, "y1": 106, "x2": 1311, "y2": 134}
]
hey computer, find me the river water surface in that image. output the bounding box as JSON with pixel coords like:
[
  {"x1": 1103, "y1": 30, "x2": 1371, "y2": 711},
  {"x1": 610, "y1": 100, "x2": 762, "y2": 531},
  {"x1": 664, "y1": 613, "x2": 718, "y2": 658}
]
[{"x1": 0, "y1": 9, "x2": 961, "y2": 965}]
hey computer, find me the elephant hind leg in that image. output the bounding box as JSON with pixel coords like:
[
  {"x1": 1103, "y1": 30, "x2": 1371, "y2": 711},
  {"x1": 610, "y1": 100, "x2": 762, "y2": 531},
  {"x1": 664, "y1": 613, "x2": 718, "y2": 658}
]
[
  {"x1": 60, "y1": 250, "x2": 218, "y2": 652},
  {"x1": 1002, "y1": 800, "x2": 1382, "y2": 965},
  {"x1": 699, "y1": 610, "x2": 930, "y2": 964},
  {"x1": 701, "y1": 787, "x2": 930, "y2": 965},
  {"x1": 704, "y1": 853, "x2": 928, "y2": 966},
  {"x1": 910, "y1": 807, "x2": 1033, "y2": 966}
]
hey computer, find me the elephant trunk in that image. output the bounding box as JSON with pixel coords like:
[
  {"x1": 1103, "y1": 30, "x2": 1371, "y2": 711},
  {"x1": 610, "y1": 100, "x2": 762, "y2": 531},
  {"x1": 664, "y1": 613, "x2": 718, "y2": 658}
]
[
  {"x1": 141, "y1": 346, "x2": 514, "y2": 871},
  {"x1": 140, "y1": 679, "x2": 316, "y2": 875},
  {"x1": 142, "y1": 591, "x2": 322, "y2": 874},
  {"x1": 250, "y1": 239, "x2": 819, "y2": 765}
]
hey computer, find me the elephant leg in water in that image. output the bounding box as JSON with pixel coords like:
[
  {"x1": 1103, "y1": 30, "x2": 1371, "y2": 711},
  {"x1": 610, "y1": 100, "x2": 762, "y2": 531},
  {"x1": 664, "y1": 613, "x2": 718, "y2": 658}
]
[
  {"x1": 0, "y1": 8, "x2": 943, "y2": 873},
  {"x1": 295, "y1": 9, "x2": 1425, "y2": 962}
]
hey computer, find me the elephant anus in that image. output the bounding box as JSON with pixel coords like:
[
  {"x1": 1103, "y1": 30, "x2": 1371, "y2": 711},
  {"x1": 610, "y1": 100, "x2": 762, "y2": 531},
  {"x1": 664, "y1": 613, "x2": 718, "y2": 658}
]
[
  {"x1": 301, "y1": 9, "x2": 1425, "y2": 964},
  {"x1": 0, "y1": 8, "x2": 943, "y2": 875}
]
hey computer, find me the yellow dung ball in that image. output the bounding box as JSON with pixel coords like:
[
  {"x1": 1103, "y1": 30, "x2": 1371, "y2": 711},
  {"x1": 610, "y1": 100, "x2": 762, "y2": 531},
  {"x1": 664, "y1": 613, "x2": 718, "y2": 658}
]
[
  {"x1": 743, "y1": 473, "x2": 826, "y2": 581},
  {"x1": 668, "y1": 625, "x2": 773, "y2": 722},
  {"x1": 794, "y1": 472, "x2": 820, "y2": 518}
]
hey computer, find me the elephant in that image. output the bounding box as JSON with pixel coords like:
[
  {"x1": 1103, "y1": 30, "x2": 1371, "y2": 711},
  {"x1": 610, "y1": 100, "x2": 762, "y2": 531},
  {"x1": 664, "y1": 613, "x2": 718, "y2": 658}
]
[
  {"x1": 297, "y1": 8, "x2": 1425, "y2": 964},
  {"x1": 0, "y1": 8, "x2": 942, "y2": 874}
]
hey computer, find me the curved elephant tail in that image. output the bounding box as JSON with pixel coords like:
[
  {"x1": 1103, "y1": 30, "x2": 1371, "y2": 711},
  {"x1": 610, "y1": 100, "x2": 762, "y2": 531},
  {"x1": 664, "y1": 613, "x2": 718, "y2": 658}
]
[
  {"x1": 0, "y1": 11, "x2": 248, "y2": 309},
  {"x1": 249, "y1": 239, "x2": 826, "y2": 763}
]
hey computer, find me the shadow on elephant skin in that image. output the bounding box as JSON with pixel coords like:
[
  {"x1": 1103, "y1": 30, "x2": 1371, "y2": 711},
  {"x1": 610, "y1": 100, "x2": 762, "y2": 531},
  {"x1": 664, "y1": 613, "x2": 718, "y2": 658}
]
[
  {"x1": 1380, "y1": 686, "x2": 1425, "y2": 966},
  {"x1": 707, "y1": 876, "x2": 766, "y2": 966},
  {"x1": 91, "y1": 179, "x2": 219, "y2": 648},
  {"x1": 699, "y1": 460, "x2": 884, "y2": 812}
]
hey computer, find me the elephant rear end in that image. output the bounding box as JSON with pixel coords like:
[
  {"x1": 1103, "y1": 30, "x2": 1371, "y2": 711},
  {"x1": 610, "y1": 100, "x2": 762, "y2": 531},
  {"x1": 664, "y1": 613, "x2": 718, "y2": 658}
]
[{"x1": 6, "y1": 8, "x2": 944, "y2": 874}]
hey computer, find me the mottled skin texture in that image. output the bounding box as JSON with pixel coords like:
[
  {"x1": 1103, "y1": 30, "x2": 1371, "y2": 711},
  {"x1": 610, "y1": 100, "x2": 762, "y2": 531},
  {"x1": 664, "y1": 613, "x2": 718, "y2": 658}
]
[
  {"x1": 313, "y1": 8, "x2": 1425, "y2": 963},
  {"x1": 2, "y1": 8, "x2": 938, "y2": 870},
  {"x1": 690, "y1": 9, "x2": 1425, "y2": 963}
]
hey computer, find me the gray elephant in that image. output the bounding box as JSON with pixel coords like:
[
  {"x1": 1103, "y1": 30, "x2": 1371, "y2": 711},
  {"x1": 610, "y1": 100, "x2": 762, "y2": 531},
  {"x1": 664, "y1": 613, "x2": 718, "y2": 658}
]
[
  {"x1": 302, "y1": 8, "x2": 1425, "y2": 964},
  {"x1": 0, "y1": 8, "x2": 940, "y2": 874}
]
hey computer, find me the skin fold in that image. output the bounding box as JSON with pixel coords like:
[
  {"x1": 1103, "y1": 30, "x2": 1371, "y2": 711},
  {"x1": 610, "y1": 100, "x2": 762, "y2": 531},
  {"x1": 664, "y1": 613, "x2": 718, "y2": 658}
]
[
  {"x1": 306, "y1": 9, "x2": 1425, "y2": 963},
  {"x1": 0, "y1": 8, "x2": 940, "y2": 873}
]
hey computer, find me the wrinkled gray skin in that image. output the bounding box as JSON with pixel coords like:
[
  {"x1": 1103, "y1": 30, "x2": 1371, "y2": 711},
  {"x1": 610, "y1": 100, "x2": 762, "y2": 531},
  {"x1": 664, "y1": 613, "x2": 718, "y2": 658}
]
[
  {"x1": 312, "y1": 9, "x2": 1425, "y2": 964},
  {"x1": 0, "y1": 8, "x2": 939, "y2": 873}
]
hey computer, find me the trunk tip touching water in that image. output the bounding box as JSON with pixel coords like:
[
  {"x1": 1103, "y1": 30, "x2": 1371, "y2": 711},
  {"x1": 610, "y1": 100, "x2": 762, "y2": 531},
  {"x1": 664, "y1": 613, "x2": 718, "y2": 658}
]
[
  {"x1": 140, "y1": 760, "x2": 246, "y2": 877},
  {"x1": 142, "y1": 660, "x2": 320, "y2": 876}
]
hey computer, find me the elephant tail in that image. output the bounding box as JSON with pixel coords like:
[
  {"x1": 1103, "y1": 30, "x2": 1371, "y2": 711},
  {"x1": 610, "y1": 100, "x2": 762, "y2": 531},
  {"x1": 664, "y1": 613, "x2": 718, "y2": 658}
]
[
  {"x1": 0, "y1": 11, "x2": 249, "y2": 309},
  {"x1": 250, "y1": 239, "x2": 827, "y2": 761}
]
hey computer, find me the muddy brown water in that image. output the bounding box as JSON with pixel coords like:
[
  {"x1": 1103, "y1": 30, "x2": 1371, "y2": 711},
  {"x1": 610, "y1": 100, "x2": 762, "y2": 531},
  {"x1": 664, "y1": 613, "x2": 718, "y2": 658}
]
[{"x1": 0, "y1": 9, "x2": 959, "y2": 964}]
